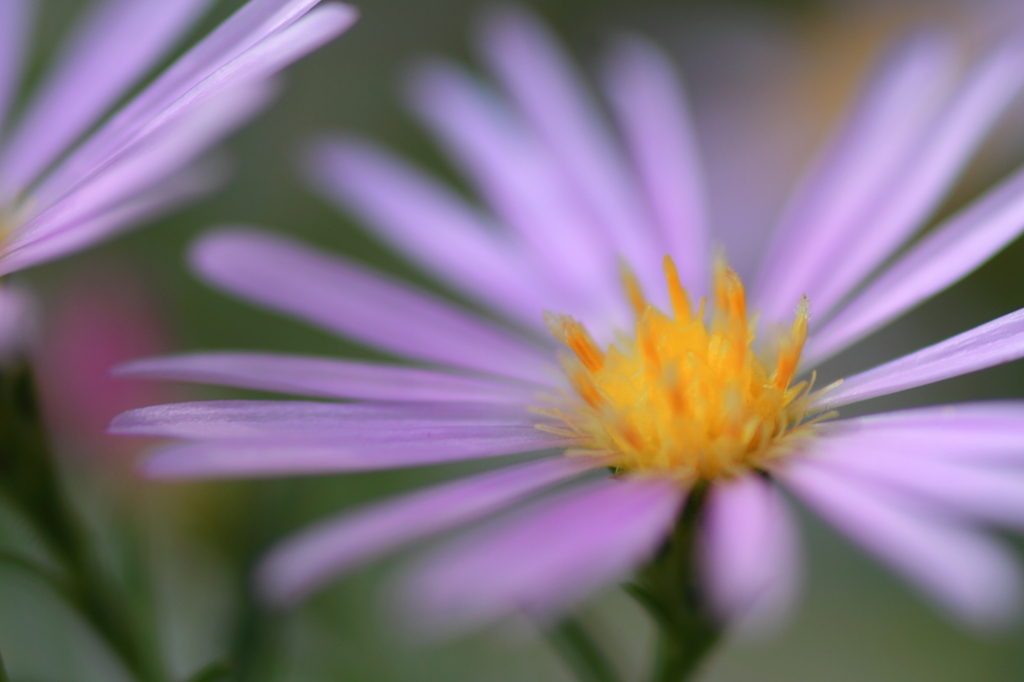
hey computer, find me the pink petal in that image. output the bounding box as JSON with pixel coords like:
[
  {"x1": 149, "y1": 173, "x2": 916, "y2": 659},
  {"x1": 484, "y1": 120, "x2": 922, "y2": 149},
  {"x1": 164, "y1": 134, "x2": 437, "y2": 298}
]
[
  {"x1": 0, "y1": 0, "x2": 212, "y2": 198},
  {"x1": 305, "y1": 136, "x2": 563, "y2": 330},
  {"x1": 478, "y1": 6, "x2": 666, "y2": 305},
  {"x1": 780, "y1": 457, "x2": 1021, "y2": 629},
  {"x1": 754, "y1": 33, "x2": 956, "y2": 321},
  {"x1": 804, "y1": 164, "x2": 1024, "y2": 366},
  {"x1": 189, "y1": 228, "x2": 553, "y2": 383},
  {"x1": 700, "y1": 475, "x2": 801, "y2": 633},
  {"x1": 140, "y1": 429, "x2": 572, "y2": 478},
  {"x1": 394, "y1": 476, "x2": 684, "y2": 635},
  {"x1": 114, "y1": 352, "x2": 539, "y2": 404},
  {"x1": 602, "y1": 36, "x2": 709, "y2": 295},
  {"x1": 813, "y1": 307, "x2": 1024, "y2": 409},
  {"x1": 256, "y1": 456, "x2": 596, "y2": 607}
]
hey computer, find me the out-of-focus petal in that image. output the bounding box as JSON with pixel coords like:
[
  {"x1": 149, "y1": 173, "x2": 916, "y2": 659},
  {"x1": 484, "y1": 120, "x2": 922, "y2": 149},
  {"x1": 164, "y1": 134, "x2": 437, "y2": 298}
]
[
  {"x1": 478, "y1": 6, "x2": 666, "y2": 306},
  {"x1": 394, "y1": 476, "x2": 683, "y2": 635},
  {"x1": 305, "y1": 136, "x2": 562, "y2": 330},
  {"x1": 115, "y1": 352, "x2": 540, "y2": 404},
  {"x1": 754, "y1": 32, "x2": 956, "y2": 321},
  {"x1": 257, "y1": 456, "x2": 597, "y2": 607},
  {"x1": 189, "y1": 228, "x2": 553, "y2": 383},
  {"x1": 602, "y1": 36, "x2": 709, "y2": 295},
  {"x1": 804, "y1": 165, "x2": 1024, "y2": 365},
  {"x1": 140, "y1": 428, "x2": 571, "y2": 478},
  {"x1": 0, "y1": 284, "x2": 34, "y2": 364},
  {"x1": 700, "y1": 475, "x2": 801, "y2": 634},
  {"x1": 812, "y1": 307, "x2": 1024, "y2": 409},
  {"x1": 111, "y1": 400, "x2": 536, "y2": 440},
  {"x1": 780, "y1": 456, "x2": 1021, "y2": 629},
  {"x1": 0, "y1": 0, "x2": 213, "y2": 199},
  {"x1": 0, "y1": 0, "x2": 33, "y2": 135}
]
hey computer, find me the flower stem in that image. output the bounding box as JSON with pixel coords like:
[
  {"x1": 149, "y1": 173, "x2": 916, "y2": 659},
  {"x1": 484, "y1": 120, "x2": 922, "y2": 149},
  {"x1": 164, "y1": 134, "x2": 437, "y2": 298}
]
[
  {"x1": 0, "y1": 361, "x2": 163, "y2": 682},
  {"x1": 549, "y1": 615, "x2": 622, "y2": 682},
  {"x1": 629, "y1": 483, "x2": 721, "y2": 682}
]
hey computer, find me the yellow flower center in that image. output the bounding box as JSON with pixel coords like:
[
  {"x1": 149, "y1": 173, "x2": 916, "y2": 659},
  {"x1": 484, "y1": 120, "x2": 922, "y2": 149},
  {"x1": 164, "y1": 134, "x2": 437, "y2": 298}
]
[{"x1": 538, "y1": 256, "x2": 816, "y2": 484}]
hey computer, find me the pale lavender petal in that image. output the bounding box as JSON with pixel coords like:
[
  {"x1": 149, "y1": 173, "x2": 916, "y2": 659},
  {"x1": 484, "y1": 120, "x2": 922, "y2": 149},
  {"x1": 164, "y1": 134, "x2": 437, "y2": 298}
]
[
  {"x1": 780, "y1": 458, "x2": 1021, "y2": 628},
  {"x1": 0, "y1": 285, "x2": 34, "y2": 364},
  {"x1": 257, "y1": 456, "x2": 597, "y2": 607},
  {"x1": 479, "y1": 7, "x2": 666, "y2": 305},
  {"x1": 813, "y1": 308, "x2": 1024, "y2": 409},
  {"x1": 306, "y1": 136, "x2": 560, "y2": 329},
  {"x1": 30, "y1": 1, "x2": 356, "y2": 212},
  {"x1": 814, "y1": 437, "x2": 1024, "y2": 528},
  {"x1": 395, "y1": 476, "x2": 684, "y2": 634},
  {"x1": 0, "y1": 0, "x2": 32, "y2": 134},
  {"x1": 110, "y1": 400, "x2": 535, "y2": 440},
  {"x1": 405, "y1": 61, "x2": 618, "y2": 313},
  {"x1": 190, "y1": 228, "x2": 553, "y2": 383},
  {"x1": 700, "y1": 475, "x2": 801, "y2": 632},
  {"x1": 804, "y1": 164, "x2": 1024, "y2": 366},
  {"x1": 114, "y1": 352, "x2": 540, "y2": 404},
  {"x1": 819, "y1": 402, "x2": 1024, "y2": 464},
  {"x1": 807, "y1": 41, "x2": 1024, "y2": 319},
  {"x1": 754, "y1": 33, "x2": 955, "y2": 321},
  {"x1": 141, "y1": 429, "x2": 572, "y2": 478},
  {"x1": 2, "y1": 83, "x2": 272, "y2": 271},
  {"x1": 0, "y1": 157, "x2": 227, "y2": 275},
  {"x1": 602, "y1": 36, "x2": 708, "y2": 295},
  {"x1": 0, "y1": 0, "x2": 213, "y2": 198}
]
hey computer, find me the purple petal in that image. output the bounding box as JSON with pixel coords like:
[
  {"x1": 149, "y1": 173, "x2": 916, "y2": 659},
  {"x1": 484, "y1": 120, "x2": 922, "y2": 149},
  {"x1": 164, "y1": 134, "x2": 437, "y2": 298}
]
[
  {"x1": 189, "y1": 228, "x2": 553, "y2": 383},
  {"x1": 115, "y1": 352, "x2": 540, "y2": 404},
  {"x1": 0, "y1": 0, "x2": 213, "y2": 198},
  {"x1": 700, "y1": 475, "x2": 801, "y2": 632},
  {"x1": 0, "y1": 0, "x2": 33, "y2": 134},
  {"x1": 0, "y1": 284, "x2": 34, "y2": 364},
  {"x1": 478, "y1": 7, "x2": 666, "y2": 305},
  {"x1": 110, "y1": 400, "x2": 536, "y2": 440},
  {"x1": 405, "y1": 61, "x2": 619, "y2": 314},
  {"x1": 30, "y1": 0, "x2": 356, "y2": 212},
  {"x1": 807, "y1": 40, "x2": 1024, "y2": 319},
  {"x1": 3, "y1": 83, "x2": 272, "y2": 272},
  {"x1": 813, "y1": 307, "x2": 1024, "y2": 409},
  {"x1": 780, "y1": 457, "x2": 1021, "y2": 629},
  {"x1": 257, "y1": 456, "x2": 596, "y2": 607},
  {"x1": 804, "y1": 163, "x2": 1024, "y2": 366},
  {"x1": 602, "y1": 36, "x2": 708, "y2": 295},
  {"x1": 305, "y1": 136, "x2": 563, "y2": 330},
  {"x1": 394, "y1": 476, "x2": 684, "y2": 635},
  {"x1": 141, "y1": 429, "x2": 572, "y2": 478},
  {"x1": 754, "y1": 33, "x2": 956, "y2": 321}
]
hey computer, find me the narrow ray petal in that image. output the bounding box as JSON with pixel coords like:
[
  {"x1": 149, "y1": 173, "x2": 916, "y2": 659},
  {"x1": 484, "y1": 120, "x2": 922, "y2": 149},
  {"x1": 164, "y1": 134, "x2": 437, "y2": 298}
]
[
  {"x1": 0, "y1": 0, "x2": 212, "y2": 199},
  {"x1": 780, "y1": 458, "x2": 1021, "y2": 628},
  {"x1": 114, "y1": 352, "x2": 540, "y2": 404},
  {"x1": 813, "y1": 307, "x2": 1024, "y2": 409},
  {"x1": 700, "y1": 475, "x2": 801, "y2": 632},
  {"x1": 190, "y1": 228, "x2": 553, "y2": 383},
  {"x1": 257, "y1": 457, "x2": 596, "y2": 607},
  {"x1": 395, "y1": 477, "x2": 683, "y2": 634},
  {"x1": 804, "y1": 165, "x2": 1024, "y2": 365},
  {"x1": 602, "y1": 35, "x2": 708, "y2": 295},
  {"x1": 141, "y1": 429, "x2": 572, "y2": 478}
]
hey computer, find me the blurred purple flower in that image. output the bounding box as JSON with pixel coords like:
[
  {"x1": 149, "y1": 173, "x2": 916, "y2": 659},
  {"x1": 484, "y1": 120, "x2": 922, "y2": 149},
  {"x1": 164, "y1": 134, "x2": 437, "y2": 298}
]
[
  {"x1": 0, "y1": 0, "x2": 356, "y2": 279},
  {"x1": 115, "y1": 8, "x2": 1024, "y2": 636}
]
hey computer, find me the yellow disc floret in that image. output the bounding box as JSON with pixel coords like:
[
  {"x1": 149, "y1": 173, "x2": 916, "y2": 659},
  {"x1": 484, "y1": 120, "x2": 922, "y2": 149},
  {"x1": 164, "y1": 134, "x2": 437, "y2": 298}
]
[{"x1": 538, "y1": 256, "x2": 815, "y2": 484}]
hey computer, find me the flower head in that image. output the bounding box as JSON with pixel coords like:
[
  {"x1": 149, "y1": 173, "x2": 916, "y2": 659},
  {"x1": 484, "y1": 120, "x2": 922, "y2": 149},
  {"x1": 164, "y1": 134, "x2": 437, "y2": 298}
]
[
  {"x1": 115, "y1": 7, "x2": 1024, "y2": 636},
  {"x1": 0, "y1": 0, "x2": 355, "y2": 279}
]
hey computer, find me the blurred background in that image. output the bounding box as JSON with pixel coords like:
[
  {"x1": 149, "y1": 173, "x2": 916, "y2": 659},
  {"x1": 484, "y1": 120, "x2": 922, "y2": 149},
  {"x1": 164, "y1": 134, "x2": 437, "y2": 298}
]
[{"x1": 4, "y1": 0, "x2": 1024, "y2": 680}]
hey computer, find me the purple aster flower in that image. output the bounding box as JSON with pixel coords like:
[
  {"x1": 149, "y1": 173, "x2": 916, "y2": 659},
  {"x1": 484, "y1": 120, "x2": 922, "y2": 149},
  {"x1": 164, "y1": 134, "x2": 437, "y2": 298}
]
[
  {"x1": 0, "y1": 0, "x2": 356, "y2": 279},
  {"x1": 115, "y1": 6, "x2": 1024, "y2": 641}
]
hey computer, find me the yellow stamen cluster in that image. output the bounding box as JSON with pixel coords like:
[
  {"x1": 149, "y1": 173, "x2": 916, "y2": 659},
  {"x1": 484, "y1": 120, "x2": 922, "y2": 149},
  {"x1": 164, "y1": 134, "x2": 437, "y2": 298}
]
[{"x1": 539, "y1": 256, "x2": 814, "y2": 484}]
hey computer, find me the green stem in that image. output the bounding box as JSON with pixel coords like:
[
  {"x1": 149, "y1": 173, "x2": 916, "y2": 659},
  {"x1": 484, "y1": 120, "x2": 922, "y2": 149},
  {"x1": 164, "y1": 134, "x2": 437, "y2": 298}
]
[
  {"x1": 629, "y1": 484, "x2": 721, "y2": 682},
  {"x1": 0, "y1": 361, "x2": 163, "y2": 682},
  {"x1": 549, "y1": 615, "x2": 622, "y2": 682}
]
